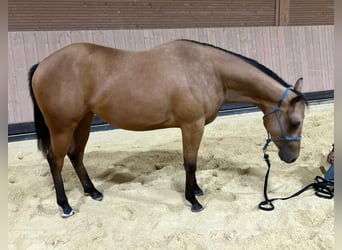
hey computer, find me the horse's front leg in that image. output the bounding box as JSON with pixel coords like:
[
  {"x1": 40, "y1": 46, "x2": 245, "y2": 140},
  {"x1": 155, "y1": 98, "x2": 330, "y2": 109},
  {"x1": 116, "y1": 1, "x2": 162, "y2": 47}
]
[{"x1": 181, "y1": 119, "x2": 205, "y2": 212}]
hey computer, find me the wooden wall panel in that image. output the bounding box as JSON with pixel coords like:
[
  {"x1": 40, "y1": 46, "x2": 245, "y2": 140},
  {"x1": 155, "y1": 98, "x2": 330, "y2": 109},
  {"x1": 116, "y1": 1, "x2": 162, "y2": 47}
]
[
  {"x1": 7, "y1": 25, "x2": 334, "y2": 124},
  {"x1": 9, "y1": 0, "x2": 334, "y2": 32},
  {"x1": 8, "y1": 0, "x2": 276, "y2": 31},
  {"x1": 289, "y1": 0, "x2": 334, "y2": 25}
]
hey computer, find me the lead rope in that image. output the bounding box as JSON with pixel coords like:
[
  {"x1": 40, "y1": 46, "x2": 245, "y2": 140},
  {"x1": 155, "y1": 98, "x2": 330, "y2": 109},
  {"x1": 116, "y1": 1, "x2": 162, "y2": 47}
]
[{"x1": 259, "y1": 151, "x2": 334, "y2": 211}]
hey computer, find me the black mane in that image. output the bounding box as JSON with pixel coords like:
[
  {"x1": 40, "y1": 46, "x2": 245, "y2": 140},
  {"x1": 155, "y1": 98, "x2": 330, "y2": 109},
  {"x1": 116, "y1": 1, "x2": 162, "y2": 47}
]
[
  {"x1": 180, "y1": 39, "x2": 307, "y2": 102},
  {"x1": 180, "y1": 39, "x2": 292, "y2": 87}
]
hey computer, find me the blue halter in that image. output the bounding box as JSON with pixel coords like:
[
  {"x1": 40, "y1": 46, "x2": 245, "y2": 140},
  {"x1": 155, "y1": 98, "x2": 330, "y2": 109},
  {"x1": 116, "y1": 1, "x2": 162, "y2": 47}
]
[{"x1": 262, "y1": 87, "x2": 302, "y2": 151}]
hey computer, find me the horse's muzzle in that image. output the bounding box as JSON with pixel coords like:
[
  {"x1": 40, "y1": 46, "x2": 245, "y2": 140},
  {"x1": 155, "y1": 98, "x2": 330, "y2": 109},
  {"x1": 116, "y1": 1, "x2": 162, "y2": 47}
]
[{"x1": 278, "y1": 150, "x2": 298, "y2": 163}]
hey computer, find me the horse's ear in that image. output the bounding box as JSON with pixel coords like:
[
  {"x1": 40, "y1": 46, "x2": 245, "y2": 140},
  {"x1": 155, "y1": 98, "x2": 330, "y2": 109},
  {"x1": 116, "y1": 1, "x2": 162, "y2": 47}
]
[{"x1": 294, "y1": 77, "x2": 303, "y2": 91}]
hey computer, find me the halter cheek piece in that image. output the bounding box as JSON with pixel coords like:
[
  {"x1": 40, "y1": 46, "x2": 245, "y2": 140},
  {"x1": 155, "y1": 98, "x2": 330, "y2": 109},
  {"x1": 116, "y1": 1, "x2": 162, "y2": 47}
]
[{"x1": 262, "y1": 87, "x2": 302, "y2": 151}]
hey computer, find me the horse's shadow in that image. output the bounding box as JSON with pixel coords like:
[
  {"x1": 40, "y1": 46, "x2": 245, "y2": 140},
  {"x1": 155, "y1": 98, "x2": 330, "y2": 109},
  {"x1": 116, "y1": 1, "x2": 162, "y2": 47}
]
[
  {"x1": 77, "y1": 149, "x2": 251, "y2": 194},
  {"x1": 78, "y1": 150, "x2": 175, "y2": 190}
]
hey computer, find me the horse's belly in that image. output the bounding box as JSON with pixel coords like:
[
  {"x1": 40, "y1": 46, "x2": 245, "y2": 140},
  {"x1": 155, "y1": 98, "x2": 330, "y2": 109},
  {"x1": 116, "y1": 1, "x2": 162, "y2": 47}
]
[{"x1": 94, "y1": 105, "x2": 177, "y2": 131}]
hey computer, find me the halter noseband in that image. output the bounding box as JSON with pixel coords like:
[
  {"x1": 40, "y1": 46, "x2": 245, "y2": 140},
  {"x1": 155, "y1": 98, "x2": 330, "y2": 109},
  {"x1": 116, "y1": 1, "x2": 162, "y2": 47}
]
[{"x1": 262, "y1": 87, "x2": 302, "y2": 151}]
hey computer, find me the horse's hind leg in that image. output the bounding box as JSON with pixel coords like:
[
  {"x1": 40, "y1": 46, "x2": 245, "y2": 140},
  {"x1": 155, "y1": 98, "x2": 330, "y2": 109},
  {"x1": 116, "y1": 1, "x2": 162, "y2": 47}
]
[
  {"x1": 181, "y1": 119, "x2": 205, "y2": 212},
  {"x1": 67, "y1": 112, "x2": 103, "y2": 201},
  {"x1": 47, "y1": 128, "x2": 77, "y2": 218}
]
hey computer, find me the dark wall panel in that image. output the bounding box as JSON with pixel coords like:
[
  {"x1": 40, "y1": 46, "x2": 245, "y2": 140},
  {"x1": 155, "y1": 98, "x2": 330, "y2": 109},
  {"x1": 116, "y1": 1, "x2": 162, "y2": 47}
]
[
  {"x1": 289, "y1": 0, "x2": 334, "y2": 25},
  {"x1": 9, "y1": 0, "x2": 276, "y2": 31}
]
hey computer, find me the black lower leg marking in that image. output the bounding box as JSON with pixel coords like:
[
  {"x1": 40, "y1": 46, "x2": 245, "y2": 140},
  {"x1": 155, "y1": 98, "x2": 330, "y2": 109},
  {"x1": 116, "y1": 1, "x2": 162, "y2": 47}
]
[
  {"x1": 48, "y1": 153, "x2": 75, "y2": 218},
  {"x1": 184, "y1": 161, "x2": 204, "y2": 212},
  {"x1": 67, "y1": 152, "x2": 103, "y2": 202}
]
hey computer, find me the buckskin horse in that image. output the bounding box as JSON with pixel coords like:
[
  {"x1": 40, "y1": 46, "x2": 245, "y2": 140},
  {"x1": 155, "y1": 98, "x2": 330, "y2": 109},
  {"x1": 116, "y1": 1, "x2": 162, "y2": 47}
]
[{"x1": 28, "y1": 39, "x2": 307, "y2": 218}]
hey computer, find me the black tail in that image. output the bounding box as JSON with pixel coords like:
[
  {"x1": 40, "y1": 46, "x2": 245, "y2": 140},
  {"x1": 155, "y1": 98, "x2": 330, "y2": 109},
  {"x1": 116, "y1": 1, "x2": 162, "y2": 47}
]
[{"x1": 28, "y1": 63, "x2": 50, "y2": 158}]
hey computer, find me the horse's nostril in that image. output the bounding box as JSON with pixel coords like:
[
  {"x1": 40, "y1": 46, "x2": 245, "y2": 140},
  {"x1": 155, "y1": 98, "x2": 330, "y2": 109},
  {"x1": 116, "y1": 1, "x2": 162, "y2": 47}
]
[{"x1": 290, "y1": 158, "x2": 296, "y2": 163}]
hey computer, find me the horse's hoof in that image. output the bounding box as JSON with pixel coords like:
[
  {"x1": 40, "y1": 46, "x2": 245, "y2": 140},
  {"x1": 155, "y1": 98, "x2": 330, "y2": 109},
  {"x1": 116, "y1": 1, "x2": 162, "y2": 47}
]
[
  {"x1": 61, "y1": 209, "x2": 75, "y2": 218},
  {"x1": 91, "y1": 191, "x2": 103, "y2": 201},
  {"x1": 86, "y1": 190, "x2": 103, "y2": 201},
  {"x1": 191, "y1": 203, "x2": 204, "y2": 212}
]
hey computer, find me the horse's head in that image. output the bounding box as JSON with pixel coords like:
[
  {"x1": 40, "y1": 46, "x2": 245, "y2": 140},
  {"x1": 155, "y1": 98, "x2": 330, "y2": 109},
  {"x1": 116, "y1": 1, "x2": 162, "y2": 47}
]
[{"x1": 263, "y1": 78, "x2": 307, "y2": 163}]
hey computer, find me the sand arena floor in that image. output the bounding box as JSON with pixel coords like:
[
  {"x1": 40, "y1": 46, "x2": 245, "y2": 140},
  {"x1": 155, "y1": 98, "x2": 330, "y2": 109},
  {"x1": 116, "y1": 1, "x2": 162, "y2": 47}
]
[{"x1": 8, "y1": 102, "x2": 333, "y2": 250}]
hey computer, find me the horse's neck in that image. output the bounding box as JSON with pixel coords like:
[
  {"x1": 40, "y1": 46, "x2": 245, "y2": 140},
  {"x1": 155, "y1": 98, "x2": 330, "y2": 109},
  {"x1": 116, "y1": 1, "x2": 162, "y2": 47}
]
[{"x1": 217, "y1": 57, "x2": 286, "y2": 114}]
